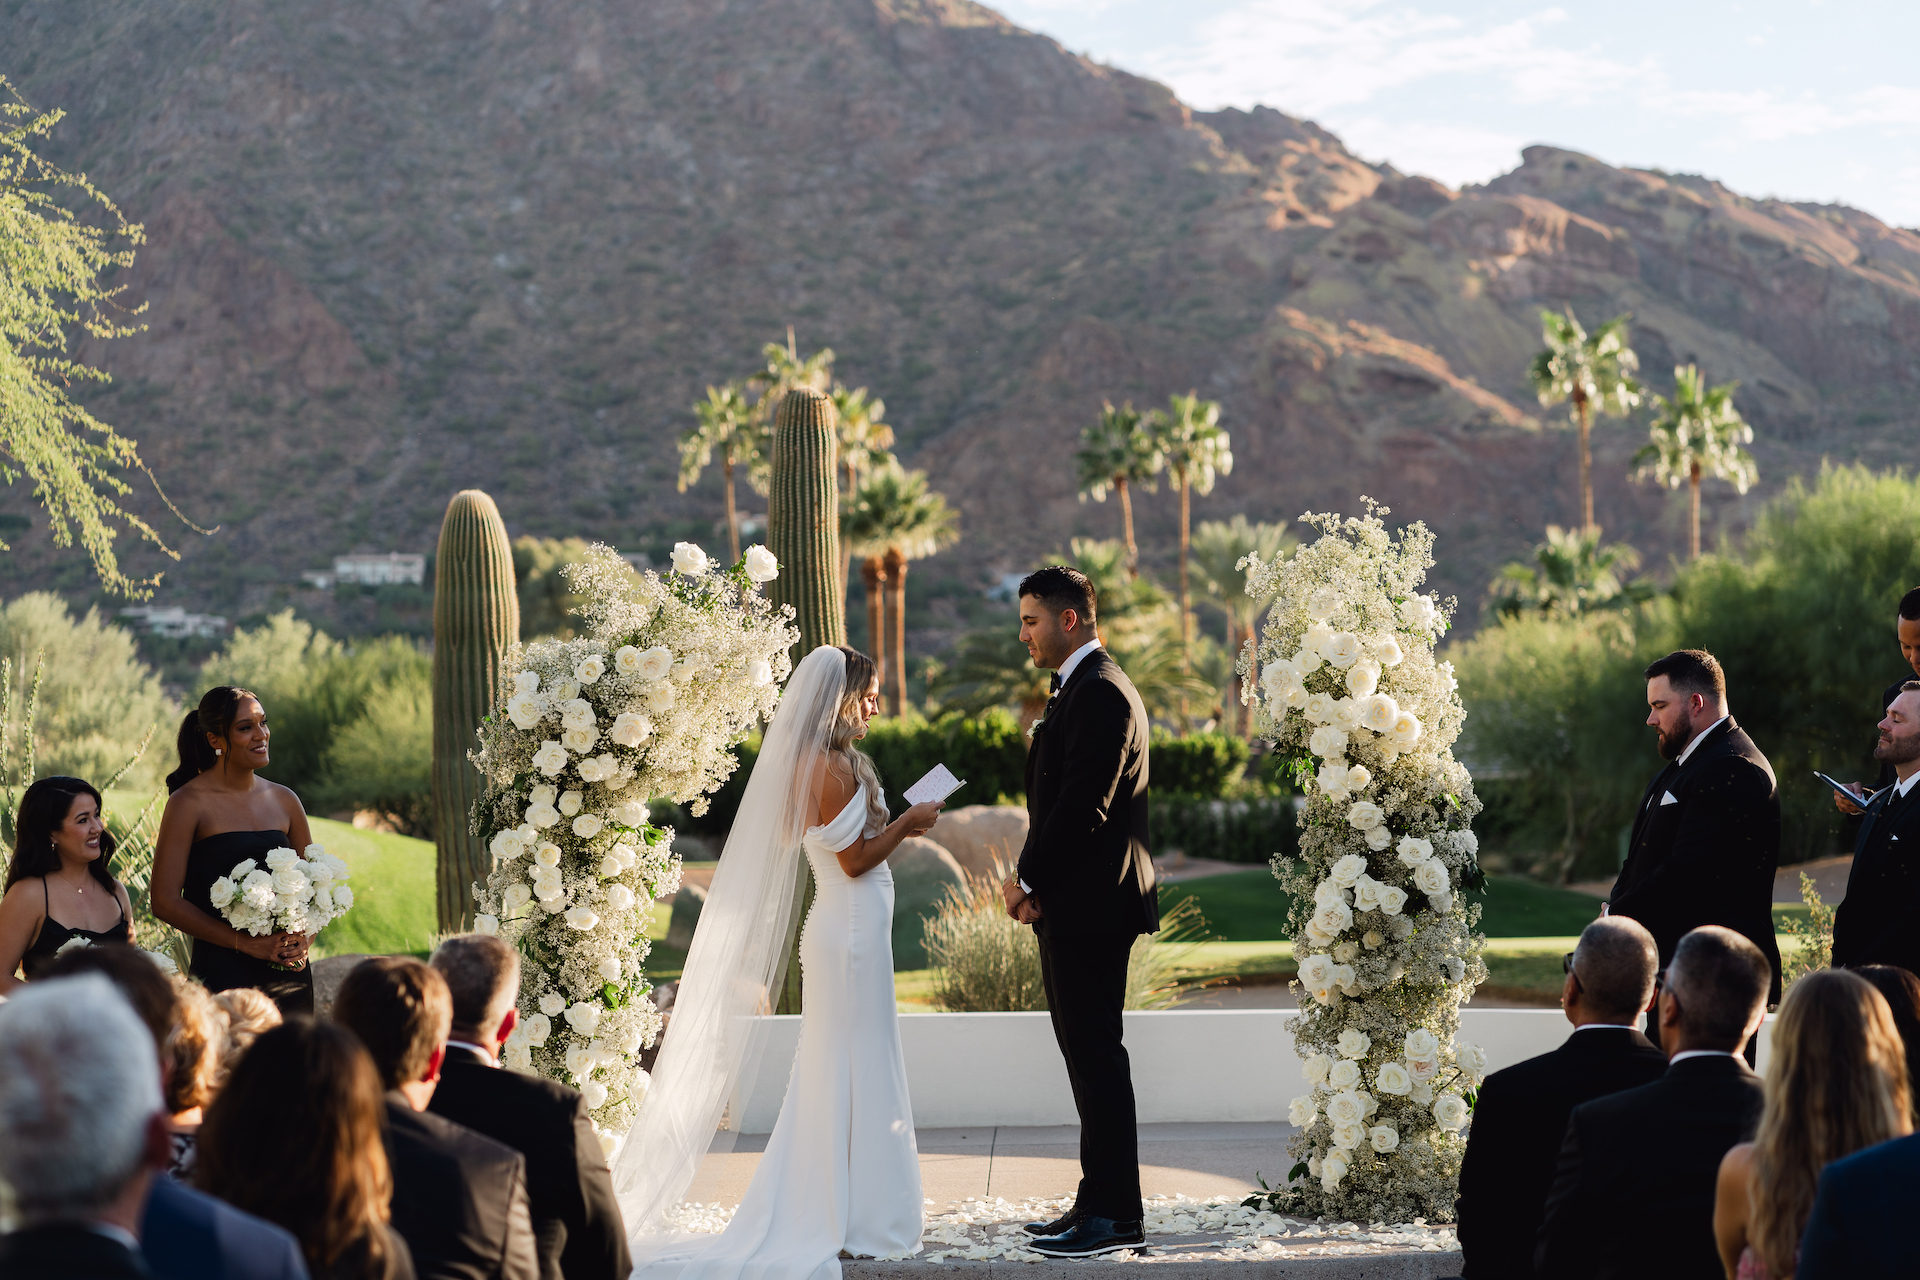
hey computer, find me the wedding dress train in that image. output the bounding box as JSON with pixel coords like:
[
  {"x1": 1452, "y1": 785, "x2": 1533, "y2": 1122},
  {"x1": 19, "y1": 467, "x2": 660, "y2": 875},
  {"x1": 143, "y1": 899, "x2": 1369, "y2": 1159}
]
[{"x1": 646, "y1": 781, "x2": 923, "y2": 1280}]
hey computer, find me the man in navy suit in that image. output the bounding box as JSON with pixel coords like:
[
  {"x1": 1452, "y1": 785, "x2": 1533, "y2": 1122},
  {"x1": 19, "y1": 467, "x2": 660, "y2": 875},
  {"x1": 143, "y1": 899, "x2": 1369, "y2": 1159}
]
[
  {"x1": 1609, "y1": 649, "x2": 1782, "y2": 1049},
  {"x1": 1796, "y1": 1131, "x2": 1920, "y2": 1278},
  {"x1": 1831, "y1": 683, "x2": 1920, "y2": 973}
]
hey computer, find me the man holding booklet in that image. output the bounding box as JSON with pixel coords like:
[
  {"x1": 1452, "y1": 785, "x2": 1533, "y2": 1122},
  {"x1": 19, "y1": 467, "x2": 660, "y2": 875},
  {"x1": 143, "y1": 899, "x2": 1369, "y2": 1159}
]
[{"x1": 1831, "y1": 682, "x2": 1920, "y2": 973}]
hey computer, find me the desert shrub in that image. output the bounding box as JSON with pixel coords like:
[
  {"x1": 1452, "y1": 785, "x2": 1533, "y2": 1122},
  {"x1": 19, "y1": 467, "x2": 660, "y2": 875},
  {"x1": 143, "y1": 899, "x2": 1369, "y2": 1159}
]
[
  {"x1": 310, "y1": 663, "x2": 433, "y2": 836},
  {"x1": 1151, "y1": 729, "x2": 1251, "y2": 798}
]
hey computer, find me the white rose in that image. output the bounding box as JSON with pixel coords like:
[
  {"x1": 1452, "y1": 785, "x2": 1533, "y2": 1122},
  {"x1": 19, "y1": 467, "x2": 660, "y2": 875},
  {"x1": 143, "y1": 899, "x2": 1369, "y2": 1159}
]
[
  {"x1": 610, "y1": 798, "x2": 650, "y2": 828},
  {"x1": 1329, "y1": 854, "x2": 1368, "y2": 887},
  {"x1": 1332, "y1": 1121, "x2": 1367, "y2": 1150},
  {"x1": 475, "y1": 913, "x2": 500, "y2": 935},
  {"x1": 528, "y1": 784, "x2": 557, "y2": 807},
  {"x1": 613, "y1": 645, "x2": 643, "y2": 676},
  {"x1": 1316, "y1": 760, "x2": 1353, "y2": 800},
  {"x1": 575, "y1": 654, "x2": 606, "y2": 685},
  {"x1": 1289, "y1": 1095, "x2": 1318, "y2": 1126},
  {"x1": 1400, "y1": 593, "x2": 1439, "y2": 630},
  {"x1": 610, "y1": 712, "x2": 654, "y2": 749},
  {"x1": 1361, "y1": 692, "x2": 1401, "y2": 734},
  {"x1": 1345, "y1": 658, "x2": 1380, "y2": 698},
  {"x1": 1372, "y1": 635, "x2": 1405, "y2": 667},
  {"x1": 332, "y1": 885, "x2": 354, "y2": 911},
  {"x1": 610, "y1": 843, "x2": 638, "y2": 871},
  {"x1": 1375, "y1": 1061, "x2": 1413, "y2": 1096},
  {"x1": 579, "y1": 1080, "x2": 608, "y2": 1110},
  {"x1": 1389, "y1": 711, "x2": 1423, "y2": 750},
  {"x1": 1407, "y1": 1055, "x2": 1439, "y2": 1083},
  {"x1": 1311, "y1": 900, "x2": 1352, "y2": 938},
  {"x1": 1327, "y1": 1059, "x2": 1362, "y2": 1090},
  {"x1": 1337, "y1": 1028, "x2": 1372, "y2": 1059},
  {"x1": 1325, "y1": 1089, "x2": 1366, "y2": 1126},
  {"x1": 1304, "y1": 621, "x2": 1336, "y2": 656},
  {"x1": 1305, "y1": 917, "x2": 1337, "y2": 949},
  {"x1": 1292, "y1": 646, "x2": 1324, "y2": 675},
  {"x1": 1358, "y1": 1089, "x2": 1379, "y2": 1118},
  {"x1": 635, "y1": 646, "x2": 674, "y2": 682},
  {"x1": 564, "y1": 905, "x2": 601, "y2": 931},
  {"x1": 1321, "y1": 1149, "x2": 1350, "y2": 1189},
  {"x1": 523, "y1": 1013, "x2": 552, "y2": 1046},
  {"x1": 1303, "y1": 691, "x2": 1336, "y2": 725},
  {"x1": 503, "y1": 883, "x2": 533, "y2": 910},
  {"x1": 1366, "y1": 825, "x2": 1392, "y2": 851},
  {"x1": 746, "y1": 658, "x2": 775, "y2": 687},
  {"x1": 490, "y1": 828, "x2": 527, "y2": 861},
  {"x1": 533, "y1": 842, "x2": 562, "y2": 869},
  {"x1": 577, "y1": 754, "x2": 612, "y2": 783},
  {"x1": 560, "y1": 698, "x2": 597, "y2": 732},
  {"x1": 1457, "y1": 1043, "x2": 1489, "y2": 1082},
  {"x1": 598, "y1": 854, "x2": 623, "y2": 879},
  {"x1": 671, "y1": 542, "x2": 710, "y2": 576},
  {"x1": 1377, "y1": 885, "x2": 1409, "y2": 915},
  {"x1": 507, "y1": 692, "x2": 544, "y2": 729},
  {"x1": 564, "y1": 1001, "x2": 603, "y2": 1034},
  {"x1": 597, "y1": 955, "x2": 622, "y2": 983},
  {"x1": 1404, "y1": 1028, "x2": 1439, "y2": 1059},
  {"x1": 1397, "y1": 835, "x2": 1434, "y2": 864},
  {"x1": 564, "y1": 1046, "x2": 596, "y2": 1080},
  {"x1": 1345, "y1": 764, "x2": 1371, "y2": 793},
  {"x1": 1333, "y1": 963, "x2": 1358, "y2": 993},
  {"x1": 573, "y1": 814, "x2": 605, "y2": 839},
  {"x1": 643, "y1": 682, "x2": 676, "y2": 714},
  {"x1": 1323, "y1": 631, "x2": 1363, "y2": 669},
  {"x1": 1453, "y1": 829, "x2": 1480, "y2": 858},
  {"x1": 604, "y1": 883, "x2": 636, "y2": 912},
  {"x1": 562, "y1": 726, "x2": 600, "y2": 754},
  {"x1": 538, "y1": 992, "x2": 568, "y2": 1016},
  {"x1": 1352, "y1": 876, "x2": 1382, "y2": 913},
  {"x1": 1331, "y1": 940, "x2": 1360, "y2": 964},
  {"x1": 1331, "y1": 697, "x2": 1364, "y2": 733},
  {"x1": 1346, "y1": 800, "x2": 1385, "y2": 832},
  {"x1": 744, "y1": 544, "x2": 780, "y2": 583},
  {"x1": 265, "y1": 847, "x2": 301, "y2": 871},
  {"x1": 515, "y1": 669, "x2": 542, "y2": 695},
  {"x1": 532, "y1": 741, "x2": 569, "y2": 777},
  {"x1": 1433, "y1": 1092, "x2": 1470, "y2": 1131},
  {"x1": 271, "y1": 866, "x2": 311, "y2": 898},
  {"x1": 1413, "y1": 860, "x2": 1450, "y2": 894},
  {"x1": 532, "y1": 875, "x2": 565, "y2": 904},
  {"x1": 1309, "y1": 725, "x2": 1348, "y2": 760},
  {"x1": 1302, "y1": 1052, "x2": 1333, "y2": 1084},
  {"x1": 1410, "y1": 1080, "x2": 1434, "y2": 1105},
  {"x1": 551, "y1": 790, "x2": 579, "y2": 817},
  {"x1": 1313, "y1": 877, "x2": 1349, "y2": 906},
  {"x1": 1305, "y1": 587, "x2": 1340, "y2": 620},
  {"x1": 1261, "y1": 658, "x2": 1299, "y2": 699},
  {"x1": 525, "y1": 802, "x2": 561, "y2": 830},
  {"x1": 1369, "y1": 1124, "x2": 1400, "y2": 1153},
  {"x1": 1430, "y1": 889, "x2": 1455, "y2": 916},
  {"x1": 209, "y1": 876, "x2": 238, "y2": 909},
  {"x1": 618, "y1": 1025, "x2": 646, "y2": 1055},
  {"x1": 1298, "y1": 953, "x2": 1335, "y2": 989}
]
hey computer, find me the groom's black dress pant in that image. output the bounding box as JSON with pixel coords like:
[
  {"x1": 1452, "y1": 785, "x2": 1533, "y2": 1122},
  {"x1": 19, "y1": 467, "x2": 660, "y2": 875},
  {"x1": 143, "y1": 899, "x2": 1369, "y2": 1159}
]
[{"x1": 1037, "y1": 925, "x2": 1141, "y2": 1222}]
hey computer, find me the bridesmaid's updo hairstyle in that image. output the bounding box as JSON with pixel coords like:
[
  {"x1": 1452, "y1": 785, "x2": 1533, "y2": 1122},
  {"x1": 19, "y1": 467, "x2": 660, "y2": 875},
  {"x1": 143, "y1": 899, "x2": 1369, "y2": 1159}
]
[
  {"x1": 3, "y1": 776, "x2": 116, "y2": 893},
  {"x1": 829, "y1": 647, "x2": 889, "y2": 836},
  {"x1": 167, "y1": 686, "x2": 260, "y2": 793}
]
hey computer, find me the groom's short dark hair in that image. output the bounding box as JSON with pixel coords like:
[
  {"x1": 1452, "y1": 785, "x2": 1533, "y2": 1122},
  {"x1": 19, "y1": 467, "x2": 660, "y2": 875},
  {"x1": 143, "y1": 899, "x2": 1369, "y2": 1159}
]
[
  {"x1": 1644, "y1": 649, "x2": 1725, "y2": 701},
  {"x1": 1019, "y1": 566, "x2": 1096, "y2": 624}
]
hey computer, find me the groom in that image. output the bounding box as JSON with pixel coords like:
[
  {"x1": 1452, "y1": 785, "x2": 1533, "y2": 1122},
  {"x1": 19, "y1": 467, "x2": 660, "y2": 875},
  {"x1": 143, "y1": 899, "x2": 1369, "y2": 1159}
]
[{"x1": 1002, "y1": 565, "x2": 1159, "y2": 1258}]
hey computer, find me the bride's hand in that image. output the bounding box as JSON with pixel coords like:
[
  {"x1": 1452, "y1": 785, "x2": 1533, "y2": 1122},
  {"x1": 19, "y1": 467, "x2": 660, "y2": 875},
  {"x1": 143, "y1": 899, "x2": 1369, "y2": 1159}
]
[{"x1": 901, "y1": 800, "x2": 945, "y2": 837}]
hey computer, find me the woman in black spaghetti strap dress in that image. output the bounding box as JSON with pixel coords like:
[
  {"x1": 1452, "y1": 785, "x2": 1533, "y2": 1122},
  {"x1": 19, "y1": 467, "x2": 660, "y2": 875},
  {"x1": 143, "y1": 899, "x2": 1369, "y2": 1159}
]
[
  {"x1": 0, "y1": 777, "x2": 136, "y2": 993},
  {"x1": 152, "y1": 686, "x2": 318, "y2": 1014}
]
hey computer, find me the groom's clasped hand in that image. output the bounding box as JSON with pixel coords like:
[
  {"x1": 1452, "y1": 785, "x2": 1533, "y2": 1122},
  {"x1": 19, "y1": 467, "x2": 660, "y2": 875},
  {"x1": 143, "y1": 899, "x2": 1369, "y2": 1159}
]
[{"x1": 1000, "y1": 875, "x2": 1041, "y2": 924}]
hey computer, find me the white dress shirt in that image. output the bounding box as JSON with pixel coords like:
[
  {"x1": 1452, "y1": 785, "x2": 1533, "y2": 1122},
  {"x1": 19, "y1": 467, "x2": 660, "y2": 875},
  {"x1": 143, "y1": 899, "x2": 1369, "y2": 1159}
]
[
  {"x1": 1895, "y1": 769, "x2": 1920, "y2": 800},
  {"x1": 1669, "y1": 1049, "x2": 1737, "y2": 1065},
  {"x1": 447, "y1": 1039, "x2": 497, "y2": 1066},
  {"x1": 1019, "y1": 639, "x2": 1104, "y2": 895},
  {"x1": 1674, "y1": 713, "x2": 1730, "y2": 768},
  {"x1": 1572, "y1": 1022, "x2": 1641, "y2": 1033}
]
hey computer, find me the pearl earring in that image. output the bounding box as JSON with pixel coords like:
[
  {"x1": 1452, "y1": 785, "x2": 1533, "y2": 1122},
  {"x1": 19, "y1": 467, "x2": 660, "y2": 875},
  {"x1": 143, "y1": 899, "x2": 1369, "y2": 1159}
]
[{"x1": 215, "y1": 748, "x2": 223, "y2": 756}]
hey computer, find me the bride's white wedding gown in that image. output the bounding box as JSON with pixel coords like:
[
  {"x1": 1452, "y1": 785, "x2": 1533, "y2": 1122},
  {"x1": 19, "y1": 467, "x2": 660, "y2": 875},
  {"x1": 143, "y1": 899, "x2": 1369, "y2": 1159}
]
[{"x1": 667, "y1": 781, "x2": 923, "y2": 1280}]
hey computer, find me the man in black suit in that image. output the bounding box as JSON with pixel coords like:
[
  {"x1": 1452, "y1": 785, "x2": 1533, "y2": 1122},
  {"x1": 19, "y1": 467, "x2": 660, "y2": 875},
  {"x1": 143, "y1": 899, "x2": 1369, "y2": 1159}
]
[
  {"x1": 1456, "y1": 916, "x2": 1667, "y2": 1278},
  {"x1": 1001, "y1": 565, "x2": 1159, "y2": 1259},
  {"x1": 333, "y1": 957, "x2": 539, "y2": 1280},
  {"x1": 1609, "y1": 649, "x2": 1782, "y2": 1049},
  {"x1": 1831, "y1": 683, "x2": 1920, "y2": 973},
  {"x1": 0, "y1": 975, "x2": 175, "y2": 1280},
  {"x1": 429, "y1": 934, "x2": 631, "y2": 1280},
  {"x1": 1796, "y1": 1128, "x2": 1920, "y2": 1278},
  {"x1": 1836, "y1": 589, "x2": 1920, "y2": 815},
  {"x1": 1535, "y1": 925, "x2": 1770, "y2": 1280}
]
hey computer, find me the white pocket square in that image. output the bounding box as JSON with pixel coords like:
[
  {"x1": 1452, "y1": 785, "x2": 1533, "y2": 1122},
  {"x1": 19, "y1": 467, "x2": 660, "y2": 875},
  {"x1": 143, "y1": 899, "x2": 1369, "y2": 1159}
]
[{"x1": 1660, "y1": 791, "x2": 1680, "y2": 806}]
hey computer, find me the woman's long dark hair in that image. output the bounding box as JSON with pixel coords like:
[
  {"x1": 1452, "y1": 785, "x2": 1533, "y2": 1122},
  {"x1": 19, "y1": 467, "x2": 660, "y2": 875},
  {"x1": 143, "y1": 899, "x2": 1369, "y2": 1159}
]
[
  {"x1": 196, "y1": 1018, "x2": 394, "y2": 1273},
  {"x1": 1854, "y1": 964, "x2": 1920, "y2": 1122},
  {"x1": 3, "y1": 776, "x2": 117, "y2": 894},
  {"x1": 167, "y1": 686, "x2": 261, "y2": 793}
]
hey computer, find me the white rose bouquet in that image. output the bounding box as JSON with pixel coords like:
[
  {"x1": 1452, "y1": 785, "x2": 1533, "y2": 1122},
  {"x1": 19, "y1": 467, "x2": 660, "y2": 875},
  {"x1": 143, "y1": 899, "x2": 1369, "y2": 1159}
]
[
  {"x1": 469, "y1": 542, "x2": 797, "y2": 1146},
  {"x1": 1243, "y1": 502, "x2": 1488, "y2": 1222},
  {"x1": 207, "y1": 845, "x2": 354, "y2": 947}
]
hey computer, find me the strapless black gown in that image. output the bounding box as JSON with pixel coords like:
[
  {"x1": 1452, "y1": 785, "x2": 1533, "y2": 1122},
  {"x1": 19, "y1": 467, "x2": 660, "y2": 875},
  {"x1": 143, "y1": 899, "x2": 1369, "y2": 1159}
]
[
  {"x1": 20, "y1": 877, "x2": 132, "y2": 979},
  {"x1": 183, "y1": 830, "x2": 315, "y2": 1015}
]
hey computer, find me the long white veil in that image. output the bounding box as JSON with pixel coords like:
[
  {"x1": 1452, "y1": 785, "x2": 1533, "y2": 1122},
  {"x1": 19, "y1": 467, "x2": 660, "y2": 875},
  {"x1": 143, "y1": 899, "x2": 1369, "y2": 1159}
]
[{"x1": 611, "y1": 644, "x2": 846, "y2": 1247}]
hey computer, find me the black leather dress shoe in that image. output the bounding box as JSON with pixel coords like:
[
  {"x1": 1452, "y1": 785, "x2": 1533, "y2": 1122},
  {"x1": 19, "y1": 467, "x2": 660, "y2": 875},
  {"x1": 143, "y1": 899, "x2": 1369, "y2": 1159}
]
[
  {"x1": 1023, "y1": 1207, "x2": 1081, "y2": 1236},
  {"x1": 1028, "y1": 1216, "x2": 1146, "y2": 1257}
]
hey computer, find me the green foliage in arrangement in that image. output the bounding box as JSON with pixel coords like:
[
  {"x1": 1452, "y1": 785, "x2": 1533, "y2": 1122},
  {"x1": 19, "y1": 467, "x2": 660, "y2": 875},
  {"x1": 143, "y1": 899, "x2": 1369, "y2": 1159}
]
[
  {"x1": 0, "y1": 593, "x2": 174, "y2": 793},
  {"x1": 1456, "y1": 463, "x2": 1920, "y2": 879}
]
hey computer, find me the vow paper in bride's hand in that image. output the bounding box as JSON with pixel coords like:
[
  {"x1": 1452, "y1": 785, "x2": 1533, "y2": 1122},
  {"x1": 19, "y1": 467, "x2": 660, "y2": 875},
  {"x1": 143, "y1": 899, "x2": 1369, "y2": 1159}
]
[{"x1": 903, "y1": 764, "x2": 966, "y2": 806}]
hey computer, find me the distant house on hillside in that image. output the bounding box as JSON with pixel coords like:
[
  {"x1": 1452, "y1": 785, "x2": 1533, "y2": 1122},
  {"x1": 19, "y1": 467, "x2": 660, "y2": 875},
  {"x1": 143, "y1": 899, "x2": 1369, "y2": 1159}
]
[
  {"x1": 119, "y1": 606, "x2": 230, "y2": 639},
  {"x1": 301, "y1": 552, "x2": 427, "y2": 590}
]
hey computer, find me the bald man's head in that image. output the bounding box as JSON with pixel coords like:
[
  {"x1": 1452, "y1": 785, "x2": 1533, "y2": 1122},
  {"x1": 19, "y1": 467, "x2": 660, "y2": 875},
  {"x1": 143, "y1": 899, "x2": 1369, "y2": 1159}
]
[{"x1": 1572, "y1": 916, "x2": 1660, "y2": 1023}]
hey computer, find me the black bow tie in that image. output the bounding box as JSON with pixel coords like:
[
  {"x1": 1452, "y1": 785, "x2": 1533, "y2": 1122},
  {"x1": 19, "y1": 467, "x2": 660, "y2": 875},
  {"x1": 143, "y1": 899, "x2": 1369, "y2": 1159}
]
[{"x1": 1049, "y1": 671, "x2": 1062, "y2": 694}]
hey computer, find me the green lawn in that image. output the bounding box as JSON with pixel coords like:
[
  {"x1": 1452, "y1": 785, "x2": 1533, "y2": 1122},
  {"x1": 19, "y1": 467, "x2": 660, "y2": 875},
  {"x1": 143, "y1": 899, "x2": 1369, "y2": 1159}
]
[
  {"x1": 1160, "y1": 869, "x2": 1608, "y2": 942},
  {"x1": 310, "y1": 819, "x2": 439, "y2": 959}
]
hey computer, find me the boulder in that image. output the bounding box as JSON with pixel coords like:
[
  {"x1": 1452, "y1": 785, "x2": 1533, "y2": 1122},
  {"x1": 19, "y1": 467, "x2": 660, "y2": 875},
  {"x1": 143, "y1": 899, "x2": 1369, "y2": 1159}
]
[
  {"x1": 887, "y1": 836, "x2": 969, "y2": 970},
  {"x1": 665, "y1": 883, "x2": 708, "y2": 951},
  {"x1": 928, "y1": 805, "x2": 1029, "y2": 879}
]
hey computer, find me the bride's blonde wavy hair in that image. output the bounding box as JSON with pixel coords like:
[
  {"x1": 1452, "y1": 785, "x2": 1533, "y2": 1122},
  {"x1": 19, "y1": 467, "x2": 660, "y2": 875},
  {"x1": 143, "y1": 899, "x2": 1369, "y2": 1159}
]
[{"x1": 828, "y1": 647, "x2": 889, "y2": 836}]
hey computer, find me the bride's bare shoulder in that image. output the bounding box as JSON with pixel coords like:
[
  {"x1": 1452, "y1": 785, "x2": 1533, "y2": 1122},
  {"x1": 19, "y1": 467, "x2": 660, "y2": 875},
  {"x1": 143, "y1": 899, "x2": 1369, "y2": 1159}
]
[{"x1": 813, "y1": 752, "x2": 855, "y2": 824}]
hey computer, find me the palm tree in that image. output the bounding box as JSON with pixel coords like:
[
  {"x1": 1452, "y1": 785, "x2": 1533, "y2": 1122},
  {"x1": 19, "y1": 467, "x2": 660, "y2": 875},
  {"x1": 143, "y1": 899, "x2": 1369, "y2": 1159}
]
[
  {"x1": 1190, "y1": 515, "x2": 1292, "y2": 736},
  {"x1": 928, "y1": 629, "x2": 1053, "y2": 728},
  {"x1": 1150, "y1": 393, "x2": 1233, "y2": 670},
  {"x1": 842, "y1": 464, "x2": 959, "y2": 715},
  {"x1": 1529, "y1": 308, "x2": 1642, "y2": 534},
  {"x1": 1075, "y1": 402, "x2": 1164, "y2": 579},
  {"x1": 1487, "y1": 525, "x2": 1651, "y2": 620},
  {"x1": 1633, "y1": 365, "x2": 1758, "y2": 559},
  {"x1": 676, "y1": 382, "x2": 758, "y2": 562},
  {"x1": 830, "y1": 387, "x2": 895, "y2": 501},
  {"x1": 841, "y1": 474, "x2": 898, "y2": 693}
]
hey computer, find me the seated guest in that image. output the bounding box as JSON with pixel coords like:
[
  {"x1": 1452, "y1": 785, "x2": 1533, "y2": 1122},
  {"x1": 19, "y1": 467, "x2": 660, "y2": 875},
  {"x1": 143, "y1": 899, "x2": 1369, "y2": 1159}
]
[
  {"x1": 1713, "y1": 969, "x2": 1909, "y2": 1279},
  {"x1": 1797, "y1": 1119, "x2": 1920, "y2": 1276},
  {"x1": 0, "y1": 975, "x2": 173, "y2": 1280},
  {"x1": 1457, "y1": 916, "x2": 1668, "y2": 1278},
  {"x1": 1832, "y1": 683, "x2": 1920, "y2": 974},
  {"x1": 166, "y1": 977, "x2": 224, "y2": 1179},
  {"x1": 198, "y1": 1020, "x2": 416, "y2": 1280},
  {"x1": 38, "y1": 944, "x2": 311, "y2": 1279},
  {"x1": 333, "y1": 957, "x2": 539, "y2": 1280},
  {"x1": 429, "y1": 934, "x2": 631, "y2": 1280},
  {"x1": 0, "y1": 776, "x2": 135, "y2": 993},
  {"x1": 212, "y1": 987, "x2": 283, "y2": 1087},
  {"x1": 1852, "y1": 965, "x2": 1920, "y2": 1122},
  {"x1": 1535, "y1": 925, "x2": 1771, "y2": 1280}
]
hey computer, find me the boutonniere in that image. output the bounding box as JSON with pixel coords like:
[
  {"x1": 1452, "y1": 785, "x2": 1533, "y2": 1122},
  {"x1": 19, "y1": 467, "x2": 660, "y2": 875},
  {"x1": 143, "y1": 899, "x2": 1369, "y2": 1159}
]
[{"x1": 1027, "y1": 717, "x2": 1045, "y2": 740}]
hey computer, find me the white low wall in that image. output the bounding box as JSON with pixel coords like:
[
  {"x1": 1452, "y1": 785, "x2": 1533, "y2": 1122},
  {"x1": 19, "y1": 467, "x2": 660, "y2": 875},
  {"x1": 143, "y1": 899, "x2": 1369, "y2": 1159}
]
[{"x1": 730, "y1": 1007, "x2": 1771, "y2": 1134}]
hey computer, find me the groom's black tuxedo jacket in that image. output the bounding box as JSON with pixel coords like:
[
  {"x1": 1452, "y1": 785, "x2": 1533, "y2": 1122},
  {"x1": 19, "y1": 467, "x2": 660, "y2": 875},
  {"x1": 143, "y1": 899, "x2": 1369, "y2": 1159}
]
[
  {"x1": 1609, "y1": 717, "x2": 1782, "y2": 1004},
  {"x1": 1833, "y1": 779, "x2": 1920, "y2": 972},
  {"x1": 1454, "y1": 1026, "x2": 1666, "y2": 1279},
  {"x1": 1535, "y1": 1053, "x2": 1763, "y2": 1280},
  {"x1": 1016, "y1": 648, "x2": 1159, "y2": 938}
]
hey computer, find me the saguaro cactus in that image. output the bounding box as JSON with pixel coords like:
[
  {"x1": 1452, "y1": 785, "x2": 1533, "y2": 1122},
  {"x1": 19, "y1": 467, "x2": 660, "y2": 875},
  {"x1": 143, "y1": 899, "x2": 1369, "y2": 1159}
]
[
  {"x1": 767, "y1": 387, "x2": 845, "y2": 660},
  {"x1": 432, "y1": 489, "x2": 521, "y2": 932}
]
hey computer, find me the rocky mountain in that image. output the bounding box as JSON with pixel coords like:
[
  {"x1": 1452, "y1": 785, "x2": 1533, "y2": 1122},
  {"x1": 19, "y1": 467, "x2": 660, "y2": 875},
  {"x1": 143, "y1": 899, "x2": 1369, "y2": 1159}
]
[{"x1": 4, "y1": 0, "x2": 1918, "y2": 644}]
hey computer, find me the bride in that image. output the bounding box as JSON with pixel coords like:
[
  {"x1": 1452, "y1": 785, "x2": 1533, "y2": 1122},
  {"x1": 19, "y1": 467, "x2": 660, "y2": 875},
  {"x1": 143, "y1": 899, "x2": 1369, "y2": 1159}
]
[{"x1": 613, "y1": 645, "x2": 945, "y2": 1280}]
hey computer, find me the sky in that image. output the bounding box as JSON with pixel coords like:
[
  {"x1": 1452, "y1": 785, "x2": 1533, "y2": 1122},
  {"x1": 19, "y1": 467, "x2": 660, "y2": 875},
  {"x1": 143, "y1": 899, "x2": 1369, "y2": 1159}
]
[{"x1": 991, "y1": 0, "x2": 1920, "y2": 228}]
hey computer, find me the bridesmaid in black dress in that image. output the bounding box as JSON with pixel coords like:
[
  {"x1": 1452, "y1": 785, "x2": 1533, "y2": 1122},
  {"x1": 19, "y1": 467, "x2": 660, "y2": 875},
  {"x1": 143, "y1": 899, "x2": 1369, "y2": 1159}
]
[
  {"x1": 152, "y1": 686, "x2": 318, "y2": 1013},
  {"x1": 0, "y1": 776, "x2": 136, "y2": 993}
]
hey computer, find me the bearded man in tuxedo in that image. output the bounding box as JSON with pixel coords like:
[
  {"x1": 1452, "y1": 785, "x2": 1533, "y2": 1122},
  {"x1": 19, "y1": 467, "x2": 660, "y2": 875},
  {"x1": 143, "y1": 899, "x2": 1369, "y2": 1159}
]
[
  {"x1": 1831, "y1": 683, "x2": 1920, "y2": 973},
  {"x1": 1002, "y1": 565, "x2": 1159, "y2": 1259},
  {"x1": 1608, "y1": 649, "x2": 1782, "y2": 1051}
]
